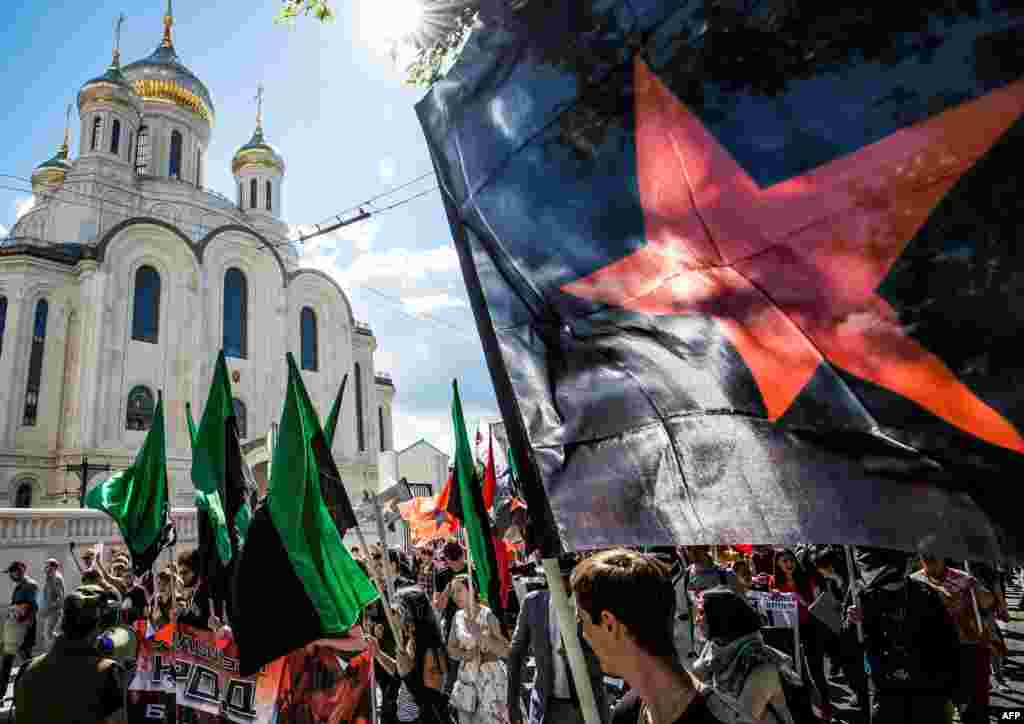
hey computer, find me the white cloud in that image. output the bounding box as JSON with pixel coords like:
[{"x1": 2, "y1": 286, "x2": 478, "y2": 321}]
[
  {"x1": 339, "y1": 245, "x2": 460, "y2": 291},
  {"x1": 293, "y1": 214, "x2": 380, "y2": 257},
  {"x1": 14, "y1": 196, "x2": 35, "y2": 220},
  {"x1": 378, "y1": 157, "x2": 397, "y2": 184},
  {"x1": 392, "y1": 403, "x2": 498, "y2": 460},
  {"x1": 401, "y1": 293, "x2": 467, "y2": 315},
  {"x1": 0, "y1": 224, "x2": 8, "y2": 238}
]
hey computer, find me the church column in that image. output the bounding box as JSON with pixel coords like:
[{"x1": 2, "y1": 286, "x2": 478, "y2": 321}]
[
  {"x1": 74, "y1": 262, "x2": 109, "y2": 450},
  {"x1": 0, "y1": 283, "x2": 26, "y2": 445}
]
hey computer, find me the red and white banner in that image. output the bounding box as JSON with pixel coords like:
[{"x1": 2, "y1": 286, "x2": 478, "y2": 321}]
[{"x1": 128, "y1": 624, "x2": 371, "y2": 724}]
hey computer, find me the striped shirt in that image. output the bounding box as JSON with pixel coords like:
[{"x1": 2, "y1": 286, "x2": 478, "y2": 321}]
[{"x1": 396, "y1": 682, "x2": 420, "y2": 722}]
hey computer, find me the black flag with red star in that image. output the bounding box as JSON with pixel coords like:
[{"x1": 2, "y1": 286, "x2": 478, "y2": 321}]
[{"x1": 417, "y1": 1, "x2": 1024, "y2": 562}]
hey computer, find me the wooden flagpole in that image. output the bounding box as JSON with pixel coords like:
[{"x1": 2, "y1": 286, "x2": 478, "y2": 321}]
[{"x1": 541, "y1": 558, "x2": 602, "y2": 724}]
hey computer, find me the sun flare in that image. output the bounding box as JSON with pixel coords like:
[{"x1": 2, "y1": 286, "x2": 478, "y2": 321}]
[{"x1": 359, "y1": 0, "x2": 424, "y2": 53}]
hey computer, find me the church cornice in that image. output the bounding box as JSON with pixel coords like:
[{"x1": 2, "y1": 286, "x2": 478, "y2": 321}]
[
  {"x1": 0, "y1": 243, "x2": 94, "y2": 268},
  {"x1": 197, "y1": 225, "x2": 287, "y2": 284},
  {"x1": 95, "y1": 217, "x2": 289, "y2": 285},
  {"x1": 287, "y1": 268, "x2": 355, "y2": 327}
]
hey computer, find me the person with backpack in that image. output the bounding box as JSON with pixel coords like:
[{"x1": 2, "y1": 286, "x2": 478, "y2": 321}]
[{"x1": 845, "y1": 547, "x2": 959, "y2": 724}]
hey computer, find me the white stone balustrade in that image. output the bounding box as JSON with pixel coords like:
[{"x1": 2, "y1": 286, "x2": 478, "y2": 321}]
[
  {"x1": 0, "y1": 508, "x2": 198, "y2": 606},
  {"x1": 0, "y1": 507, "x2": 197, "y2": 549}
]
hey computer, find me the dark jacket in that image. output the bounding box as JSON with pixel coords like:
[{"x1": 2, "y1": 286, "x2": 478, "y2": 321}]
[
  {"x1": 860, "y1": 572, "x2": 959, "y2": 693},
  {"x1": 14, "y1": 638, "x2": 122, "y2": 723},
  {"x1": 508, "y1": 589, "x2": 608, "y2": 724}
]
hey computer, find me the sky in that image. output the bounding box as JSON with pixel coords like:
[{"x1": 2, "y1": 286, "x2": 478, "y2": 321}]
[{"x1": 0, "y1": 0, "x2": 498, "y2": 457}]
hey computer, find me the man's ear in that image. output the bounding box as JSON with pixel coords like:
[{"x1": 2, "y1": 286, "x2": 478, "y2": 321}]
[{"x1": 599, "y1": 610, "x2": 624, "y2": 638}]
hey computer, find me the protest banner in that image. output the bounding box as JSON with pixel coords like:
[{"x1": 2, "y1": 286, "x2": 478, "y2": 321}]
[{"x1": 128, "y1": 624, "x2": 371, "y2": 723}]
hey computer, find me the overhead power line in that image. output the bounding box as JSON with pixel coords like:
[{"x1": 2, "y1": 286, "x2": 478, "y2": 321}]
[{"x1": 1, "y1": 173, "x2": 475, "y2": 341}]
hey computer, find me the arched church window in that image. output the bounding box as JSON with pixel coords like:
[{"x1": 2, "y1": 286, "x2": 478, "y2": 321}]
[
  {"x1": 131, "y1": 265, "x2": 161, "y2": 343},
  {"x1": 23, "y1": 299, "x2": 48, "y2": 426},
  {"x1": 238, "y1": 183, "x2": 244, "y2": 208},
  {"x1": 355, "y1": 363, "x2": 365, "y2": 452},
  {"x1": 196, "y1": 147, "x2": 202, "y2": 187},
  {"x1": 135, "y1": 126, "x2": 150, "y2": 175},
  {"x1": 266, "y1": 181, "x2": 272, "y2": 212},
  {"x1": 169, "y1": 130, "x2": 183, "y2": 179},
  {"x1": 91, "y1": 116, "x2": 103, "y2": 151},
  {"x1": 379, "y1": 406, "x2": 385, "y2": 452},
  {"x1": 232, "y1": 398, "x2": 247, "y2": 440},
  {"x1": 250, "y1": 179, "x2": 257, "y2": 209},
  {"x1": 223, "y1": 268, "x2": 248, "y2": 359},
  {"x1": 14, "y1": 482, "x2": 32, "y2": 509},
  {"x1": 110, "y1": 118, "x2": 121, "y2": 155},
  {"x1": 127, "y1": 131, "x2": 134, "y2": 162},
  {"x1": 0, "y1": 296, "x2": 7, "y2": 360},
  {"x1": 301, "y1": 307, "x2": 318, "y2": 372},
  {"x1": 126, "y1": 386, "x2": 155, "y2": 431}
]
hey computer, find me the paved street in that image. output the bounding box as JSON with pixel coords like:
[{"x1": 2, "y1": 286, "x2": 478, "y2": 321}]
[{"x1": 990, "y1": 574, "x2": 1024, "y2": 721}]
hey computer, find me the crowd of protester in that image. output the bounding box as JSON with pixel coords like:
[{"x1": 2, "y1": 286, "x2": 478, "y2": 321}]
[{"x1": 3, "y1": 537, "x2": 1021, "y2": 724}]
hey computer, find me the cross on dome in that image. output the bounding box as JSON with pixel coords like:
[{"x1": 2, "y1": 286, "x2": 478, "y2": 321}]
[
  {"x1": 162, "y1": 0, "x2": 174, "y2": 48},
  {"x1": 255, "y1": 83, "x2": 264, "y2": 131},
  {"x1": 112, "y1": 13, "x2": 125, "y2": 68}
]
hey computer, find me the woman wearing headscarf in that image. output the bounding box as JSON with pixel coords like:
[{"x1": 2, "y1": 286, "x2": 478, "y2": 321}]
[
  {"x1": 371, "y1": 586, "x2": 453, "y2": 724},
  {"x1": 770, "y1": 549, "x2": 832, "y2": 722},
  {"x1": 692, "y1": 586, "x2": 798, "y2": 724}
]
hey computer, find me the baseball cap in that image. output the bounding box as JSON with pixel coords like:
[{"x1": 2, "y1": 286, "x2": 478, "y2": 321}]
[
  {"x1": 46, "y1": 558, "x2": 60, "y2": 567},
  {"x1": 5, "y1": 561, "x2": 26, "y2": 573}
]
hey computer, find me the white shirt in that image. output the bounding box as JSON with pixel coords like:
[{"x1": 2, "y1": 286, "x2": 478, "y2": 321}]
[{"x1": 548, "y1": 593, "x2": 573, "y2": 699}]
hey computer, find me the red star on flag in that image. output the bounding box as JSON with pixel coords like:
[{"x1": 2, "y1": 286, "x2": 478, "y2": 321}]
[{"x1": 564, "y1": 59, "x2": 1024, "y2": 454}]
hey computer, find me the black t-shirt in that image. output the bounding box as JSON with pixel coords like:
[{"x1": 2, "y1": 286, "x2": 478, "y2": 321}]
[{"x1": 611, "y1": 690, "x2": 720, "y2": 724}]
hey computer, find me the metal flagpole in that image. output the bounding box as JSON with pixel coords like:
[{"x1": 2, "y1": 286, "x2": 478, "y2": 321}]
[
  {"x1": 843, "y1": 545, "x2": 874, "y2": 724},
  {"x1": 541, "y1": 558, "x2": 602, "y2": 724}
]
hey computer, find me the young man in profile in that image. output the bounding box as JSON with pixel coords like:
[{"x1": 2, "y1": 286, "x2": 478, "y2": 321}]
[{"x1": 572, "y1": 549, "x2": 719, "y2": 724}]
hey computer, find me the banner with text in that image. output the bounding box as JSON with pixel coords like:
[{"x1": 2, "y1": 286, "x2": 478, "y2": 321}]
[{"x1": 128, "y1": 624, "x2": 372, "y2": 724}]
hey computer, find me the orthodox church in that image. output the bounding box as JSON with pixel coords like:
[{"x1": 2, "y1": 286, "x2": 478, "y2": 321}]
[{"x1": 0, "y1": 4, "x2": 396, "y2": 510}]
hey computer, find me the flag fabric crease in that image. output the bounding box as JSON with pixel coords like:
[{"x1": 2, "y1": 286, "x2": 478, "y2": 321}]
[
  {"x1": 85, "y1": 393, "x2": 173, "y2": 577},
  {"x1": 231, "y1": 353, "x2": 377, "y2": 676},
  {"x1": 417, "y1": 1, "x2": 1024, "y2": 562}
]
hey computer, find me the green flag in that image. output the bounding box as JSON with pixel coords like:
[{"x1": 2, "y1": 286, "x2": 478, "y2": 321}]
[
  {"x1": 323, "y1": 373, "x2": 348, "y2": 446},
  {"x1": 231, "y1": 353, "x2": 377, "y2": 676},
  {"x1": 450, "y1": 380, "x2": 503, "y2": 621},
  {"x1": 185, "y1": 398, "x2": 232, "y2": 566},
  {"x1": 86, "y1": 393, "x2": 173, "y2": 576},
  {"x1": 191, "y1": 352, "x2": 234, "y2": 497},
  {"x1": 185, "y1": 401, "x2": 197, "y2": 446},
  {"x1": 191, "y1": 350, "x2": 255, "y2": 610}
]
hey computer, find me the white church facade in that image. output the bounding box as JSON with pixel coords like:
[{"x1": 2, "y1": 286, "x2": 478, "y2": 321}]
[{"x1": 0, "y1": 4, "x2": 396, "y2": 529}]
